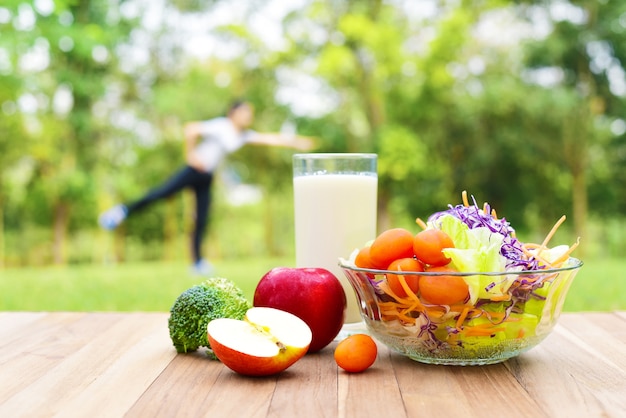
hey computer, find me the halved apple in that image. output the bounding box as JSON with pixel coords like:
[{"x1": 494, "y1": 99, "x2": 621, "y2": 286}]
[{"x1": 207, "y1": 307, "x2": 312, "y2": 376}]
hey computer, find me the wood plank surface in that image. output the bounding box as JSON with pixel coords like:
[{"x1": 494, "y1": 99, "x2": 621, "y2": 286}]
[
  {"x1": 505, "y1": 312, "x2": 626, "y2": 418},
  {"x1": 392, "y1": 356, "x2": 547, "y2": 418},
  {"x1": 0, "y1": 313, "x2": 175, "y2": 417},
  {"x1": 269, "y1": 347, "x2": 340, "y2": 418},
  {"x1": 0, "y1": 312, "x2": 625, "y2": 418}
]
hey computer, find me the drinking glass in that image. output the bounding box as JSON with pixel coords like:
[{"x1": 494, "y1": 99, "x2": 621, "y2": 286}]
[{"x1": 293, "y1": 153, "x2": 378, "y2": 326}]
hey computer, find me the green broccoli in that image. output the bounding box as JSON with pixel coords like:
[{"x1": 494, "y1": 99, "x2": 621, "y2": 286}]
[{"x1": 168, "y1": 277, "x2": 251, "y2": 354}]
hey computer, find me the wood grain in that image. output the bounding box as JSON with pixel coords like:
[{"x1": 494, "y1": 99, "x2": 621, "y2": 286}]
[
  {"x1": 0, "y1": 313, "x2": 174, "y2": 417},
  {"x1": 1, "y1": 312, "x2": 625, "y2": 418},
  {"x1": 505, "y1": 313, "x2": 626, "y2": 417}
]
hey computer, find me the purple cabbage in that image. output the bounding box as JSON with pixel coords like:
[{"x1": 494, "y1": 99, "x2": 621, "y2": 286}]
[{"x1": 428, "y1": 197, "x2": 541, "y2": 271}]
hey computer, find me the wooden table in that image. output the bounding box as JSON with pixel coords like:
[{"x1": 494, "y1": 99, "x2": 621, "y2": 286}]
[{"x1": 1, "y1": 312, "x2": 625, "y2": 418}]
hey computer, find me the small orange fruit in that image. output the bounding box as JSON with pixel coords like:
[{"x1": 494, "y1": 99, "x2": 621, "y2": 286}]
[
  {"x1": 420, "y1": 266, "x2": 469, "y2": 305},
  {"x1": 386, "y1": 257, "x2": 423, "y2": 298},
  {"x1": 413, "y1": 229, "x2": 454, "y2": 266},
  {"x1": 369, "y1": 228, "x2": 415, "y2": 269},
  {"x1": 354, "y1": 246, "x2": 376, "y2": 269},
  {"x1": 334, "y1": 334, "x2": 378, "y2": 373}
]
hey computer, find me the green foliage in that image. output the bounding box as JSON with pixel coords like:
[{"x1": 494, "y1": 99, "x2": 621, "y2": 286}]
[
  {"x1": 0, "y1": 0, "x2": 625, "y2": 267},
  {"x1": 168, "y1": 277, "x2": 251, "y2": 353},
  {"x1": 169, "y1": 0, "x2": 220, "y2": 12},
  {"x1": 377, "y1": 124, "x2": 428, "y2": 181}
]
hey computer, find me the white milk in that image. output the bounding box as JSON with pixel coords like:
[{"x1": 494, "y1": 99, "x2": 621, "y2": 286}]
[{"x1": 294, "y1": 174, "x2": 377, "y2": 323}]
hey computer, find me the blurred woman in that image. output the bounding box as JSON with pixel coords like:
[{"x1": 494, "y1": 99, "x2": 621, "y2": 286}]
[{"x1": 99, "y1": 100, "x2": 313, "y2": 275}]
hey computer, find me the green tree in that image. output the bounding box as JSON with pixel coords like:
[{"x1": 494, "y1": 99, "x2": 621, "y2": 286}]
[
  {"x1": 1, "y1": 0, "x2": 135, "y2": 264},
  {"x1": 521, "y1": 0, "x2": 626, "y2": 249},
  {"x1": 2, "y1": 0, "x2": 624, "y2": 266},
  {"x1": 0, "y1": 73, "x2": 26, "y2": 268}
]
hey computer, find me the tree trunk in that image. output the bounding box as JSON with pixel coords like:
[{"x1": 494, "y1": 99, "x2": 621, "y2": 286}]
[
  {"x1": 376, "y1": 185, "x2": 392, "y2": 233},
  {"x1": 571, "y1": 168, "x2": 587, "y2": 256},
  {"x1": 562, "y1": 105, "x2": 590, "y2": 257},
  {"x1": 0, "y1": 200, "x2": 4, "y2": 269},
  {"x1": 53, "y1": 202, "x2": 69, "y2": 265}
]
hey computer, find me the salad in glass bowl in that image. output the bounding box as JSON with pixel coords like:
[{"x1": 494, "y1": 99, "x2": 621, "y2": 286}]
[{"x1": 339, "y1": 192, "x2": 582, "y2": 365}]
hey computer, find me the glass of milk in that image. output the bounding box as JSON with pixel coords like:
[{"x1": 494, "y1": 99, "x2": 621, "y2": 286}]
[{"x1": 293, "y1": 153, "x2": 378, "y2": 328}]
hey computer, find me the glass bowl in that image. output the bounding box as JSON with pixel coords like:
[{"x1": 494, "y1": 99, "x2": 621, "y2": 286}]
[{"x1": 339, "y1": 258, "x2": 583, "y2": 366}]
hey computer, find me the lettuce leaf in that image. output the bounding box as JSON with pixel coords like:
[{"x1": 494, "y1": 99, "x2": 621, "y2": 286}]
[{"x1": 437, "y1": 215, "x2": 512, "y2": 303}]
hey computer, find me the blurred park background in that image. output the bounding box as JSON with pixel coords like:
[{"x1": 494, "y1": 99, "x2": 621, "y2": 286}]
[{"x1": 0, "y1": 0, "x2": 625, "y2": 312}]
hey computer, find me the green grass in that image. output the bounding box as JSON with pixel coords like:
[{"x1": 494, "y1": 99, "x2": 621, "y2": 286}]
[
  {"x1": 0, "y1": 256, "x2": 623, "y2": 312},
  {"x1": 561, "y1": 257, "x2": 625, "y2": 312},
  {"x1": 0, "y1": 257, "x2": 296, "y2": 312}
]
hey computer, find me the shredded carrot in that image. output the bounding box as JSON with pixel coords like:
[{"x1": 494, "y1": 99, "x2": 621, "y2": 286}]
[
  {"x1": 462, "y1": 321, "x2": 506, "y2": 334},
  {"x1": 378, "y1": 283, "x2": 415, "y2": 306},
  {"x1": 381, "y1": 313, "x2": 404, "y2": 323},
  {"x1": 456, "y1": 307, "x2": 471, "y2": 330},
  {"x1": 536, "y1": 215, "x2": 567, "y2": 258},
  {"x1": 399, "y1": 305, "x2": 422, "y2": 321},
  {"x1": 504, "y1": 316, "x2": 521, "y2": 323},
  {"x1": 398, "y1": 275, "x2": 415, "y2": 299},
  {"x1": 448, "y1": 304, "x2": 476, "y2": 313},
  {"x1": 377, "y1": 279, "x2": 427, "y2": 325},
  {"x1": 524, "y1": 226, "x2": 579, "y2": 268},
  {"x1": 489, "y1": 294, "x2": 511, "y2": 302},
  {"x1": 415, "y1": 217, "x2": 427, "y2": 230},
  {"x1": 397, "y1": 312, "x2": 418, "y2": 324},
  {"x1": 397, "y1": 275, "x2": 422, "y2": 304},
  {"x1": 463, "y1": 326, "x2": 506, "y2": 337},
  {"x1": 462, "y1": 190, "x2": 469, "y2": 207},
  {"x1": 475, "y1": 310, "x2": 507, "y2": 324},
  {"x1": 551, "y1": 237, "x2": 581, "y2": 266},
  {"x1": 521, "y1": 244, "x2": 554, "y2": 268},
  {"x1": 404, "y1": 301, "x2": 423, "y2": 314},
  {"x1": 491, "y1": 208, "x2": 498, "y2": 219},
  {"x1": 378, "y1": 300, "x2": 416, "y2": 312},
  {"x1": 425, "y1": 306, "x2": 449, "y2": 319},
  {"x1": 380, "y1": 302, "x2": 421, "y2": 325}
]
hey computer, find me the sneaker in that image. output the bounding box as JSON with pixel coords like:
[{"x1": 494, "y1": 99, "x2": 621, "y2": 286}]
[
  {"x1": 98, "y1": 204, "x2": 128, "y2": 230},
  {"x1": 191, "y1": 259, "x2": 214, "y2": 276}
]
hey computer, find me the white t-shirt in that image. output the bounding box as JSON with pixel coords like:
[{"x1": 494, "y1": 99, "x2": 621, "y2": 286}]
[{"x1": 194, "y1": 117, "x2": 255, "y2": 172}]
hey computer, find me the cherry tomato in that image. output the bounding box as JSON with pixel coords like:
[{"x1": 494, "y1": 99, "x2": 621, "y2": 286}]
[
  {"x1": 334, "y1": 334, "x2": 378, "y2": 373},
  {"x1": 413, "y1": 229, "x2": 454, "y2": 266},
  {"x1": 386, "y1": 257, "x2": 423, "y2": 297},
  {"x1": 369, "y1": 228, "x2": 415, "y2": 269},
  {"x1": 419, "y1": 266, "x2": 469, "y2": 305},
  {"x1": 355, "y1": 246, "x2": 376, "y2": 269}
]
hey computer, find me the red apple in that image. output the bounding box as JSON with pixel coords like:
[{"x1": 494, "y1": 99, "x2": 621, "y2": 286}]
[
  {"x1": 207, "y1": 307, "x2": 312, "y2": 376},
  {"x1": 253, "y1": 267, "x2": 347, "y2": 352}
]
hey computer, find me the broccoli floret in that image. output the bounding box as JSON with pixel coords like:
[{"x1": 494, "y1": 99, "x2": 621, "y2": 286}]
[{"x1": 168, "y1": 277, "x2": 251, "y2": 354}]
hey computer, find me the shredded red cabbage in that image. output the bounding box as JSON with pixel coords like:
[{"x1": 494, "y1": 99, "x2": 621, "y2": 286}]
[{"x1": 428, "y1": 197, "x2": 541, "y2": 271}]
